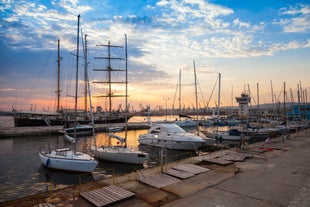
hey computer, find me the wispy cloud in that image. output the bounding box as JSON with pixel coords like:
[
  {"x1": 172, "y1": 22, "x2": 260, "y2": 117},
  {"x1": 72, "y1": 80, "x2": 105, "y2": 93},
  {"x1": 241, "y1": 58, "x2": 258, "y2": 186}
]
[{"x1": 275, "y1": 4, "x2": 310, "y2": 33}]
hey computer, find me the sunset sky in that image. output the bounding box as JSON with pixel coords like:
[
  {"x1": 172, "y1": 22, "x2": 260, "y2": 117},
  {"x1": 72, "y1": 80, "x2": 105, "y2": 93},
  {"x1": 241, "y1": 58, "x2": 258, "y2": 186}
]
[{"x1": 0, "y1": 0, "x2": 309, "y2": 112}]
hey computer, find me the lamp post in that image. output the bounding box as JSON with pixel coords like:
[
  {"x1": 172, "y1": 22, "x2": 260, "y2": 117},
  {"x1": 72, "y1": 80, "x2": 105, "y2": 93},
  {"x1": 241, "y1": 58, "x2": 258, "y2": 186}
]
[{"x1": 163, "y1": 98, "x2": 170, "y2": 121}]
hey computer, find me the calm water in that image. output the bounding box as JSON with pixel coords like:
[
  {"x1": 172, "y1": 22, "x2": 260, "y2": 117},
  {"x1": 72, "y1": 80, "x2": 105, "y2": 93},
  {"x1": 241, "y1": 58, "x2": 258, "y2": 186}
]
[
  {"x1": 0, "y1": 115, "x2": 207, "y2": 202},
  {"x1": 0, "y1": 115, "x2": 246, "y2": 202}
]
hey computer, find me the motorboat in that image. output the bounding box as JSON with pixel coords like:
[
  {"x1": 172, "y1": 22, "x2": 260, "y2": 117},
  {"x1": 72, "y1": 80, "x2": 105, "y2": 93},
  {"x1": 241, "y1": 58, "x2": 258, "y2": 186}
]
[
  {"x1": 138, "y1": 123, "x2": 208, "y2": 150},
  {"x1": 39, "y1": 148, "x2": 98, "y2": 173}
]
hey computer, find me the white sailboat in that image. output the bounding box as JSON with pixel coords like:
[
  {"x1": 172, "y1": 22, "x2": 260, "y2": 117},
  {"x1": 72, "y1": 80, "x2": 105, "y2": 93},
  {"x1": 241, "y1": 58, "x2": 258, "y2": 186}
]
[
  {"x1": 91, "y1": 34, "x2": 149, "y2": 164},
  {"x1": 39, "y1": 15, "x2": 98, "y2": 173}
]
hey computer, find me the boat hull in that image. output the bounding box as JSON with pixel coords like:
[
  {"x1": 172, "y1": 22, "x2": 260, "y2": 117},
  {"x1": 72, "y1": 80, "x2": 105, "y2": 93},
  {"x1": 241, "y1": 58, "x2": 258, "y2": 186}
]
[
  {"x1": 91, "y1": 146, "x2": 149, "y2": 164},
  {"x1": 138, "y1": 136, "x2": 205, "y2": 150},
  {"x1": 138, "y1": 123, "x2": 208, "y2": 151},
  {"x1": 39, "y1": 151, "x2": 97, "y2": 173}
]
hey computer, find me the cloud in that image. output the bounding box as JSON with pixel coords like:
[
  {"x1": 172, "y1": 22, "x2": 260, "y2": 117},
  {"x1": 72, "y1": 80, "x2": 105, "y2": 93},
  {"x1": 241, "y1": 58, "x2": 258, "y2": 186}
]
[{"x1": 275, "y1": 4, "x2": 310, "y2": 33}]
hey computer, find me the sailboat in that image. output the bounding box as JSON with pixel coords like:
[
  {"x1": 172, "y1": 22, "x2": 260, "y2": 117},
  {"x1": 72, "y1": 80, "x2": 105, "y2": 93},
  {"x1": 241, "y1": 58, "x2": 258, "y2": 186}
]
[
  {"x1": 39, "y1": 15, "x2": 98, "y2": 173},
  {"x1": 90, "y1": 34, "x2": 149, "y2": 165}
]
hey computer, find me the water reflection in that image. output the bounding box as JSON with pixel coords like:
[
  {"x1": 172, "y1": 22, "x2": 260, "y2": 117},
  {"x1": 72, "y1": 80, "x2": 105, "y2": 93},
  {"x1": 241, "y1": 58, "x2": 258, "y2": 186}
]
[{"x1": 0, "y1": 126, "x2": 219, "y2": 202}]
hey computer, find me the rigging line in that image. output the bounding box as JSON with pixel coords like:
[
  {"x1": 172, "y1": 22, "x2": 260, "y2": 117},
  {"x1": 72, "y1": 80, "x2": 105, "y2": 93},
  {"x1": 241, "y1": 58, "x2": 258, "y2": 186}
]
[
  {"x1": 172, "y1": 71, "x2": 180, "y2": 110},
  {"x1": 196, "y1": 78, "x2": 207, "y2": 108},
  {"x1": 25, "y1": 49, "x2": 54, "y2": 105},
  {"x1": 206, "y1": 76, "x2": 218, "y2": 108}
]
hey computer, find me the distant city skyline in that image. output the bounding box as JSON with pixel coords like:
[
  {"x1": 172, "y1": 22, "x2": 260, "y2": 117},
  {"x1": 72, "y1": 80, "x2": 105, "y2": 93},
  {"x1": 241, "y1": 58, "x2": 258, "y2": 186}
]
[{"x1": 0, "y1": 0, "x2": 309, "y2": 112}]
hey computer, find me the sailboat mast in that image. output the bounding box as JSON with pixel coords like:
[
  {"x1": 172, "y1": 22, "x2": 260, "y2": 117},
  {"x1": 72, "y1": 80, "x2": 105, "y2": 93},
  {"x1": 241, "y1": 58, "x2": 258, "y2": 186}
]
[
  {"x1": 74, "y1": 14, "x2": 80, "y2": 137},
  {"x1": 107, "y1": 41, "x2": 112, "y2": 115},
  {"x1": 179, "y1": 69, "x2": 181, "y2": 115},
  {"x1": 257, "y1": 83, "x2": 260, "y2": 112},
  {"x1": 56, "y1": 39, "x2": 61, "y2": 112},
  {"x1": 217, "y1": 73, "x2": 221, "y2": 117},
  {"x1": 125, "y1": 34, "x2": 128, "y2": 148},
  {"x1": 193, "y1": 61, "x2": 198, "y2": 121},
  {"x1": 270, "y1": 80, "x2": 275, "y2": 115},
  {"x1": 82, "y1": 34, "x2": 97, "y2": 150},
  {"x1": 84, "y1": 34, "x2": 88, "y2": 112}
]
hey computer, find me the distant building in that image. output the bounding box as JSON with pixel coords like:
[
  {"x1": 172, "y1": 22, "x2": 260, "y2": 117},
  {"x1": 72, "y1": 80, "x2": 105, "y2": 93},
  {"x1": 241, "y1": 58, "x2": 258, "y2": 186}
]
[
  {"x1": 235, "y1": 93, "x2": 251, "y2": 117},
  {"x1": 287, "y1": 104, "x2": 310, "y2": 120}
]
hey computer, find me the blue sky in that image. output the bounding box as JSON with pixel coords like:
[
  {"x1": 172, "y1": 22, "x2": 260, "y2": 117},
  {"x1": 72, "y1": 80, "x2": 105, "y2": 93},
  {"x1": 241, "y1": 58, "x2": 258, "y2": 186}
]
[{"x1": 0, "y1": 0, "x2": 309, "y2": 112}]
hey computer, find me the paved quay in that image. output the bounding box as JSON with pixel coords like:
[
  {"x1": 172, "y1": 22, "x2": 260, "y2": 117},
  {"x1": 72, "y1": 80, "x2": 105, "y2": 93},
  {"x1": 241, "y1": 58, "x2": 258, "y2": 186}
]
[{"x1": 1, "y1": 129, "x2": 309, "y2": 207}]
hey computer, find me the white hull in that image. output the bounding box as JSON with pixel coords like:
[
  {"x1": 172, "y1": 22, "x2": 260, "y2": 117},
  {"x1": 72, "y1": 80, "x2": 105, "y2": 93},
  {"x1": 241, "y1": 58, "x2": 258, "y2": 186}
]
[
  {"x1": 39, "y1": 148, "x2": 97, "y2": 173},
  {"x1": 138, "y1": 137, "x2": 205, "y2": 150},
  {"x1": 91, "y1": 146, "x2": 149, "y2": 164},
  {"x1": 203, "y1": 131, "x2": 249, "y2": 141},
  {"x1": 138, "y1": 123, "x2": 207, "y2": 151}
]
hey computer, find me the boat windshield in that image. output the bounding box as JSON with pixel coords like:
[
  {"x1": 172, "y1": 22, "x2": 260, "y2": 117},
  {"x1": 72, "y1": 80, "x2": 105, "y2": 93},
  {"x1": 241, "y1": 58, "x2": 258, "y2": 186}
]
[{"x1": 164, "y1": 124, "x2": 186, "y2": 133}]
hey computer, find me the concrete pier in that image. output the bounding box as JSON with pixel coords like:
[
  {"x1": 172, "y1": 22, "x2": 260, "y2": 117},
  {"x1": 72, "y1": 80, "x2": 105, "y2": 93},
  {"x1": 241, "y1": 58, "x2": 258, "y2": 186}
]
[{"x1": 1, "y1": 129, "x2": 309, "y2": 207}]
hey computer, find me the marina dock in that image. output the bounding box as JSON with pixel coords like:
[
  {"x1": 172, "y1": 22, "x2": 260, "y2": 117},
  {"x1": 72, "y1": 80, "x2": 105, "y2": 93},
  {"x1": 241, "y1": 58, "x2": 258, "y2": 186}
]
[{"x1": 1, "y1": 128, "x2": 309, "y2": 207}]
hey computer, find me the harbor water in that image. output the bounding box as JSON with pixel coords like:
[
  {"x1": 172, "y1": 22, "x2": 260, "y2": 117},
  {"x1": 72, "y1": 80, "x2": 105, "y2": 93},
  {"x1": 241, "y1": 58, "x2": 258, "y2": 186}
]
[{"x1": 0, "y1": 115, "x2": 210, "y2": 202}]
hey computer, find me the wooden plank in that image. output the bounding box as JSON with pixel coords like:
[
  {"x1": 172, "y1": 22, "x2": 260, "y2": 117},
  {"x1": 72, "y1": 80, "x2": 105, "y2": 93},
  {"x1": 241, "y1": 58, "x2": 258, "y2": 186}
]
[
  {"x1": 139, "y1": 173, "x2": 180, "y2": 188},
  {"x1": 221, "y1": 154, "x2": 246, "y2": 162},
  {"x1": 80, "y1": 185, "x2": 135, "y2": 207},
  {"x1": 164, "y1": 168, "x2": 195, "y2": 179},
  {"x1": 238, "y1": 147, "x2": 268, "y2": 154},
  {"x1": 172, "y1": 164, "x2": 210, "y2": 175},
  {"x1": 203, "y1": 158, "x2": 233, "y2": 165}
]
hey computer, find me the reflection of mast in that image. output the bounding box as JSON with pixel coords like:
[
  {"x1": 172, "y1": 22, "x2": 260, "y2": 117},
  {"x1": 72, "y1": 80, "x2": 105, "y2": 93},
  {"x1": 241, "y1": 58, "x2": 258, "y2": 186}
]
[{"x1": 93, "y1": 40, "x2": 126, "y2": 116}]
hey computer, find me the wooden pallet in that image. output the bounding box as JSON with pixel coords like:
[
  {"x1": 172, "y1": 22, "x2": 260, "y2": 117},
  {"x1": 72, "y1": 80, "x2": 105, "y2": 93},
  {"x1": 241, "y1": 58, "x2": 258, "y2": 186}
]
[
  {"x1": 139, "y1": 173, "x2": 180, "y2": 188},
  {"x1": 203, "y1": 157, "x2": 234, "y2": 165},
  {"x1": 80, "y1": 185, "x2": 135, "y2": 207},
  {"x1": 172, "y1": 164, "x2": 210, "y2": 175},
  {"x1": 164, "y1": 168, "x2": 195, "y2": 179}
]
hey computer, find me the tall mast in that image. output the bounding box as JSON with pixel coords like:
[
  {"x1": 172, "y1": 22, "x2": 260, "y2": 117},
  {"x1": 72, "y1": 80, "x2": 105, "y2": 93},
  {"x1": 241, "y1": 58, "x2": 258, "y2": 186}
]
[
  {"x1": 270, "y1": 80, "x2": 275, "y2": 115},
  {"x1": 56, "y1": 39, "x2": 61, "y2": 112},
  {"x1": 82, "y1": 33, "x2": 96, "y2": 149},
  {"x1": 179, "y1": 69, "x2": 181, "y2": 114},
  {"x1": 94, "y1": 39, "x2": 126, "y2": 117},
  {"x1": 217, "y1": 73, "x2": 221, "y2": 117},
  {"x1": 74, "y1": 14, "x2": 80, "y2": 138},
  {"x1": 124, "y1": 34, "x2": 128, "y2": 148},
  {"x1": 84, "y1": 34, "x2": 88, "y2": 112},
  {"x1": 257, "y1": 83, "x2": 260, "y2": 111},
  {"x1": 193, "y1": 61, "x2": 198, "y2": 121}
]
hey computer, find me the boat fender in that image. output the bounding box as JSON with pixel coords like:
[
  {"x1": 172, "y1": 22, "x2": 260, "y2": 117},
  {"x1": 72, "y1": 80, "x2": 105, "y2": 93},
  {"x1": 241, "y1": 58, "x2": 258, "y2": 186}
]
[{"x1": 46, "y1": 158, "x2": 50, "y2": 167}]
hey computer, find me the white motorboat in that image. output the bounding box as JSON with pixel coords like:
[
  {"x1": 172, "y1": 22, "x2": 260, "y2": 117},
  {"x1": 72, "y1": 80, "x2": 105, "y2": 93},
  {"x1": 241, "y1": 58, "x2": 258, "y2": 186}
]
[
  {"x1": 138, "y1": 123, "x2": 208, "y2": 150},
  {"x1": 91, "y1": 145, "x2": 149, "y2": 164},
  {"x1": 39, "y1": 148, "x2": 98, "y2": 173}
]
